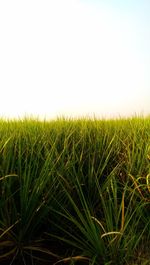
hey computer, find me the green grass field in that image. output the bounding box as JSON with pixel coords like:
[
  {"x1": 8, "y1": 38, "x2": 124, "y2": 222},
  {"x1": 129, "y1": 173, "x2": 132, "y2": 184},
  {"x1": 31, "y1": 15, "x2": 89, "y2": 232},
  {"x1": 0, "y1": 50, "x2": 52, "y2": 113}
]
[{"x1": 0, "y1": 116, "x2": 150, "y2": 265}]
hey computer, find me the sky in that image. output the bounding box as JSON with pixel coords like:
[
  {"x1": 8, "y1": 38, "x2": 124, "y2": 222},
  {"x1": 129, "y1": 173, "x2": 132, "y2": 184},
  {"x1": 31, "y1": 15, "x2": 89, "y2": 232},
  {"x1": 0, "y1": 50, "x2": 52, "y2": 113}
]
[{"x1": 0, "y1": 0, "x2": 150, "y2": 120}]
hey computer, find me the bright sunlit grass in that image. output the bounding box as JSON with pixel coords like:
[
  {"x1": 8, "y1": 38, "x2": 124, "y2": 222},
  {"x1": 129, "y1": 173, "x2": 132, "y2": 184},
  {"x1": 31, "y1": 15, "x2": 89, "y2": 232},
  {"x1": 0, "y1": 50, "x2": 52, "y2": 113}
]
[{"x1": 0, "y1": 116, "x2": 150, "y2": 264}]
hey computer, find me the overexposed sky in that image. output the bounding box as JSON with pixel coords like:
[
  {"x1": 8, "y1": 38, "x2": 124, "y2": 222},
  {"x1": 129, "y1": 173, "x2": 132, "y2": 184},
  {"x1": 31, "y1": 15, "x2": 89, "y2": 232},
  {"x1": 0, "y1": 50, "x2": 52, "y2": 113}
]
[{"x1": 0, "y1": 0, "x2": 150, "y2": 120}]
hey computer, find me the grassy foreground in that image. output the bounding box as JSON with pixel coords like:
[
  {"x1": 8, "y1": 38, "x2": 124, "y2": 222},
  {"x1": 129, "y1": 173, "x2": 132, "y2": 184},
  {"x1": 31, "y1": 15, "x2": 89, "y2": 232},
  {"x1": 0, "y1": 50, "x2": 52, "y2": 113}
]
[{"x1": 0, "y1": 116, "x2": 150, "y2": 265}]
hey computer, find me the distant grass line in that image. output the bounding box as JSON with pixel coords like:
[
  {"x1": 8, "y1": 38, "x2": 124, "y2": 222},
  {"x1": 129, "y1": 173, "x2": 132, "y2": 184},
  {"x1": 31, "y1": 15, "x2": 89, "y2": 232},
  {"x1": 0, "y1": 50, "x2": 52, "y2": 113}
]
[{"x1": 0, "y1": 116, "x2": 150, "y2": 264}]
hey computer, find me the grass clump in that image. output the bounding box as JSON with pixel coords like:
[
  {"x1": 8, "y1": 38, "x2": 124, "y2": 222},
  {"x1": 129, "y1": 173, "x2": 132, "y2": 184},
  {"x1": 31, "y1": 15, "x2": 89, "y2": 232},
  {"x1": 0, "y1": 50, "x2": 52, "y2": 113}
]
[{"x1": 0, "y1": 116, "x2": 150, "y2": 264}]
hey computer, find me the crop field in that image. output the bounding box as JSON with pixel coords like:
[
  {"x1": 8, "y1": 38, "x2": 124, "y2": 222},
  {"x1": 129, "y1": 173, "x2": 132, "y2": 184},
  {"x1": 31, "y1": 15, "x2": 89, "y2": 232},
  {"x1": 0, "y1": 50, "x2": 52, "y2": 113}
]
[{"x1": 0, "y1": 117, "x2": 150, "y2": 265}]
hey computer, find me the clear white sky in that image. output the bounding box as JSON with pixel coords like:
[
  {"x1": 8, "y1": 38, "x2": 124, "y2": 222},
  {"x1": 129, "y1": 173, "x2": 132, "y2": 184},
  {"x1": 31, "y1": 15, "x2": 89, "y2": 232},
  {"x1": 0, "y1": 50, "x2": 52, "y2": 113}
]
[{"x1": 0, "y1": 0, "x2": 150, "y2": 120}]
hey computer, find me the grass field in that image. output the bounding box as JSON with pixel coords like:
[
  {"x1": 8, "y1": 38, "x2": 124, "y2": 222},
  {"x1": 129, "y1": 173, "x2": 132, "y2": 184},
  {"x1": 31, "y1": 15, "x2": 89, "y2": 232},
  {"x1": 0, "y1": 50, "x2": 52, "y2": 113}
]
[{"x1": 0, "y1": 116, "x2": 150, "y2": 264}]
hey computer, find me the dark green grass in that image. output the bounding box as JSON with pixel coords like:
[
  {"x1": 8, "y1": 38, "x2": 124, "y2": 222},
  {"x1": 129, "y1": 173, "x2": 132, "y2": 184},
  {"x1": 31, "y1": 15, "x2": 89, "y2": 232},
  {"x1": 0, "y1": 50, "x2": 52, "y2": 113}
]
[{"x1": 0, "y1": 116, "x2": 150, "y2": 264}]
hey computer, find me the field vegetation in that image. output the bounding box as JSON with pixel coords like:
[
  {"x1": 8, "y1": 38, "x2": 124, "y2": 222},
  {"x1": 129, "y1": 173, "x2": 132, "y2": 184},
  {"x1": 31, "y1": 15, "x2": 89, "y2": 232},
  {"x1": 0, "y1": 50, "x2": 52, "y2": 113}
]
[{"x1": 0, "y1": 116, "x2": 150, "y2": 264}]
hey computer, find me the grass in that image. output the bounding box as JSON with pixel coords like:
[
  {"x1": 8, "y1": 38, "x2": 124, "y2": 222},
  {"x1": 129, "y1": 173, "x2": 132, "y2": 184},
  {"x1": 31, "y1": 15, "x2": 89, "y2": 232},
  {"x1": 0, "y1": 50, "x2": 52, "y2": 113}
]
[{"x1": 0, "y1": 116, "x2": 150, "y2": 264}]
